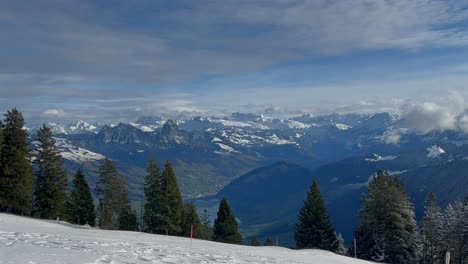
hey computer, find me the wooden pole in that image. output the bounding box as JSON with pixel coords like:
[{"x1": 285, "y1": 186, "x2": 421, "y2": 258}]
[
  {"x1": 354, "y1": 239, "x2": 357, "y2": 258},
  {"x1": 445, "y1": 251, "x2": 450, "y2": 264}
]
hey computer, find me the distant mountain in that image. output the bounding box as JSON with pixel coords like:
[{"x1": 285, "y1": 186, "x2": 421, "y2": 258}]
[
  {"x1": 195, "y1": 142, "x2": 468, "y2": 247},
  {"x1": 26, "y1": 111, "x2": 468, "y2": 203}
]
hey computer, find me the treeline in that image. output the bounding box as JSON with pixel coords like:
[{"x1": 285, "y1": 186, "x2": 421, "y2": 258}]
[
  {"x1": 0, "y1": 108, "x2": 243, "y2": 244},
  {"x1": 293, "y1": 170, "x2": 468, "y2": 264}
]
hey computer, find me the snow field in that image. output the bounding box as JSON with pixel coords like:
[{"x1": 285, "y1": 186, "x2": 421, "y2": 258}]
[{"x1": 0, "y1": 213, "x2": 373, "y2": 264}]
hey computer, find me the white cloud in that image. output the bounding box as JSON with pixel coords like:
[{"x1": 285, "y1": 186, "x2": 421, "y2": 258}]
[
  {"x1": 43, "y1": 109, "x2": 67, "y2": 118},
  {"x1": 402, "y1": 93, "x2": 467, "y2": 133},
  {"x1": 458, "y1": 113, "x2": 468, "y2": 133}
]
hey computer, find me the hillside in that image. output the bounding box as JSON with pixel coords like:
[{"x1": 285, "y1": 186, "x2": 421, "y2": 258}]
[{"x1": 0, "y1": 213, "x2": 373, "y2": 264}]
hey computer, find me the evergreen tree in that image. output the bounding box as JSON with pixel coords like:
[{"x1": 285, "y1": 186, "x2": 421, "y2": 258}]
[
  {"x1": 355, "y1": 170, "x2": 419, "y2": 264},
  {"x1": 334, "y1": 233, "x2": 347, "y2": 256},
  {"x1": 251, "y1": 237, "x2": 260, "y2": 246},
  {"x1": 213, "y1": 198, "x2": 243, "y2": 244},
  {"x1": 294, "y1": 179, "x2": 338, "y2": 251},
  {"x1": 143, "y1": 157, "x2": 166, "y2": 234},
  {"x1": 0, "y1": 109, "x2": 34, "y2": 215},
  {"x1": 200, "y1": 209, "x2": 213, "y2": 240},
  {"x1": 95, "y1": 158, "x2": 121, "y2": 229},
  {"x1": 180, "y1": 203, "x2": 203, "y2": 239},
  {"x1": 264, "y1": 237, "x2": 273, "y2": 246},
  {"x1": 116, "y1": 175, "x2": 137, "y2": 231},
  {"x1": 420, "y1": 192, "x2": 444, "y2": 264},
  {"x1": 161, "y1": 161, "x2": 183, "y2": 235},
  {"x1": 67, "y1": 169, "x2": 95, "y2": 226},
  {"x1": 444, "y1": 201, "x2": 466, "y2": 264},
  {"x1": 33, "y1": 124, "x2": 68, "y2": 219}
]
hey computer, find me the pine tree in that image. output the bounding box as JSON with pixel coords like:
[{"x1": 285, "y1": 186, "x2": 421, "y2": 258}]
[
  {"x1": 180, "y1": 203, "x2": 203, "y2": 239},
  {"x1": 420, "y1": 192, "x2": 444, "y2": 264},
  {"x1": 116, "y1": 175, "x2": 137, "y2": 231},
  {"x1": 33, "y1": 124, "x2": 68, "y2": 219},
  {"x1": 95, "y1": 158, "x2": 121, "y2": 229},
  {"x1": 161, "y1": 161, "x2": 183, "y2": 235},
  {"x1": 444, "y1": 201, "x2": 466, "y2": 264},
  {"x1": 334, "y1": 233, "x2": 347, "y2": 256},
  {"x1": 294, "y1": 179, "x2": 338, "y2": 251},
  {"x1": 67, "y1": 169, "x2": 95, "y2": 226},
  {"x1": 143, "y1": 157, "x2": 167, "y2": 234},
  {"x1": 213, "y1": 198, "x2": 243, "y2": 244},
  {"x1": 264, "y1": 237, "x2": 273, "y2": 246},
  {"x1": 251, "y1": 237, "x2": 260, "y2": 246},
  {"x1": 200, "y1": 209, "x2": 213, "y2": 240},
  {"x1": 0, "y1": 109, "x2": 34, "y2": 215},
  {"x1": 355, "y1": 170, "x2": 419, "y2": 264}
]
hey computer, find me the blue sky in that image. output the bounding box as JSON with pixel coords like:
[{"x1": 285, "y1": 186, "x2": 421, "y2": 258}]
[{"x1": 1, "y1": 0, "x2": 468, "y2": 122}]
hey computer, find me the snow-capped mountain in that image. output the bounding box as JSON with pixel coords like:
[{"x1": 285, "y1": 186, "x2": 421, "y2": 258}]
[
  {"x1": 35, "y1": 120, "x2": 102, "y2": 135},
  {"x1": 29, "y1": 112, "x2": 468, "y2": 199}
]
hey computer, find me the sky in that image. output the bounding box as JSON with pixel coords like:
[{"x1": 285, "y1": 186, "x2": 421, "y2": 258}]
[{"x1": 1, "y1": 0, "x2": 468, "y2": 123}]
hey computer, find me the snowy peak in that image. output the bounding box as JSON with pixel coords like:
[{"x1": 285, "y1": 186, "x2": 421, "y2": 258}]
[
  {"x1": 97, "y1": 123, "x2": 147, "y2": 144},
  {"x1": 159, "y1": 119, "x2": 187, "y2": 144}
]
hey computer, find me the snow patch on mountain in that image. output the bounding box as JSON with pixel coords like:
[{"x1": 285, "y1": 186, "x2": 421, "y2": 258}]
[
  {"x1": 388, "y1": 170, "x2": 408, "y2": 175},
  {"x1": 54, "y1": 138, "x2": 105, "y2": 162},
  {"x1": 335, "y1": 124, "x2": 352, "y2": 130},
  {"x1": 365, "y1": 154, "x2": 398, "y2": 162},
  {"x1": 265, "y1": 134, "x2": 296, "y2": 145},
  {"x1": 426, "y1": 145, "x2": 446, "y2": 158},
  {"x1": 69, "y1": 120, "x2": 98, "y2": 133},
  {"x1": 215, "y1": 143, "x2": 238, "y2": 153},
  {"x1": 129, "y1": 122, "x2": 158, "y2": 132}
]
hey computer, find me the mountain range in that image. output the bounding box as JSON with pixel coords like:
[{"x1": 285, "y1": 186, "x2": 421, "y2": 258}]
[{"x1": 27, "y1": 112, "x2": 468, "y2": 246}]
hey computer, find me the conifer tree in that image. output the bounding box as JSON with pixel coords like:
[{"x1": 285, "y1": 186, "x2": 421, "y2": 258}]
[
  {"x1": 143, "y1": 157, "x2": 166, "y2": 234},
  {"x1": 334, "y1": 233, "x2": 347, "y2": 256},
  {"x1": 0, "y1": 109, "x2": 33, "y2": 215},
  {"x1": 67, "y1": 169, "x2": 95, "y2": 226},
  {"x1": 213, "y1": 198, "x2": 243, "y2": 244},
  {"x1": 161, "y1": 161, "x2": 183, "y2": 235},
  {"x1": 355, "y1": 170, "x2": 419, "y2": 264},
  {"x1": 264, "y1": 237, "x2": 273, "y2": 246},
  {"x1": 116, "y1": 175, "x2": 137, "y2": 231},
  {"x1": 33, "y1": 124, "x2": 68, "y2": 219},
  {"x1": 200, "y1": 209, "x2": 213, "y2": 240},
  {"x1": 420, "y1": 192, "x2": 444, "y2": 264},
  {"x1": 96, "y1": 158, "x2": 121, "y2": 229},
  {"x1": 180, "y1": 203, "x2": 203, "y2": 239},
  {"x1": 294, "y1": 179, "x2": 338, "y2": 251},
  {"x1": 251, "y1": 237, "x2": 260, "y2": 246},
  {"x1": 444, "y1": 201, "x2": 466, "y2": 264}
]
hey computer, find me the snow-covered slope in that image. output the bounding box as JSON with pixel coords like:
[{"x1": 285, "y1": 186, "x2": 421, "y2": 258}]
[{"x1": 0, "y1": 213, "x2": 373, "y2": 264}]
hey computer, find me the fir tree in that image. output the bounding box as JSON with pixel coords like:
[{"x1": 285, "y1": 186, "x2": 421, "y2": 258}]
[
  {"x1": 213, "y1": 198, "x2": 243, "y2": 244},
  {"x1": 444, "y1": 201, "x2": 466, "y2": 264},
  {"x1": 0, "y1": 109, "x2": 33, "y2": 215},
  {"x1": 180, "y1": 203, "x2": 203, "y2": 239},
  {"x1": 264, "y1": 237, "x2": 273, "y2": 246},
  {"x1": 251, "y1": 237, "x2": 260, "y2": 246},
  {"x1": 355, "y1": 170, "x2": 419, "y2": 264},
  {"x1": 116, "y1": 175, "x2": 137, "y2": 231},
  {"x1": 161, "y1": 161, "x2": 183, "y2": 235},
  {"x1": 67, "y1": 169, "x2": 95, "y2": 226},
  {"x1": 294, "y1": 179, "x2": 338, "y2": 251},
  {"x1": 420, "y1": 192, "x2": 444, "y2": 264},
  {"x1": 33, "y1": 124, "x2": 68, "y2": 219},
  {"x1": 200, "y1": 209, "x2": 213, "y2": 240},
  {"x1": 143, "y1": 157, "x2": 166, "y2": 234},
  {"x1": 96, "y1": 158, "x2": 121, "y2": 229},
  {"x1": 334, "y1": 233, "x2": 347, "y2": 256}
]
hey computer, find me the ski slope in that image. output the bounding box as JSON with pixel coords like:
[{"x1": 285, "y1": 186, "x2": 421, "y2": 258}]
[{"x1": 0, "y1": 213, "x2": 373, "y2": 264}]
